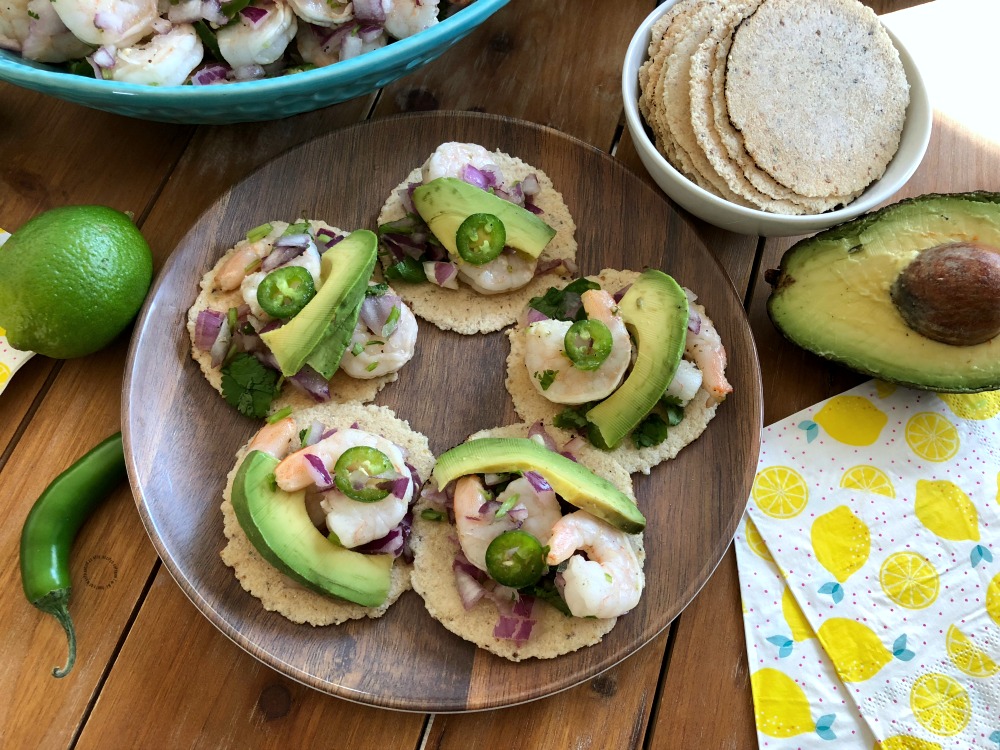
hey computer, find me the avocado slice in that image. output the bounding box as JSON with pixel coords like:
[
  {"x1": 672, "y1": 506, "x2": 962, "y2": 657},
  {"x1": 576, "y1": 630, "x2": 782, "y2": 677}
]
[
  {"x1": 586, "y1": 270, "x2": 689, "y2": 449},
  {"x1": 412, "y1": 178, "x2": 556, "y2": 260},
  {"x1": 766, "y1": 192, "x2": 1000, "y2": 392},
  {"x1": 231, "y1": 450, "x2": 392, "y2": 607},
  {"x1": 261, "y1": 229, "x2": 377, "y2": 377},
  {"x1": 431, "y1": 437, "x2": 645, "y2": 534}
]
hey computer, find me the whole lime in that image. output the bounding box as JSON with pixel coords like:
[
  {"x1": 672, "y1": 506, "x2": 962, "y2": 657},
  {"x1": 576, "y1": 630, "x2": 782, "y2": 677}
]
[{"x1": 0, "y1": 205, "x2": 153, "y2": 358}]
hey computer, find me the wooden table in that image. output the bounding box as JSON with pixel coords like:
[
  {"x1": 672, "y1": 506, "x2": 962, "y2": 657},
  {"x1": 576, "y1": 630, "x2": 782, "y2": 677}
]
[{"x1": 2, "y1": 0, "x2": 989, "y2": 746}]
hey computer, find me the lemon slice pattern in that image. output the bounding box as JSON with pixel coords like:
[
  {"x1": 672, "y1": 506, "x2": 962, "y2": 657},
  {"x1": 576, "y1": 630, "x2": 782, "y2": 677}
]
[
  {"x1": 945, "y1": 624, "x2": 999, "y2": 678},
  {"x1": 875, "y1": 736, "x2": 942, "y2": 750},
  {"x1": 840, "y1": 465, "x2": 895, "y2": 498},
  {"x1": 910, "y1": 673, "x2": 971, "y2": 736},
  {"x1": 751, "y1": 466, "x2": 808, "y2": 519},
  {"x1": 905, "y1": 412, "x2": 961, "y2": 462},
  {"x1": 743, "y1": 517, "x2": 772, "y2": 562},
  {"x1": 879, "y1": 552, "x2": 939, "y2": 610}
]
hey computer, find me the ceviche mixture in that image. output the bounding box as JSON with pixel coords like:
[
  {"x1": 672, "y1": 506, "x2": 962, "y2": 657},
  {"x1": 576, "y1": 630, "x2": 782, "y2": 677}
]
[{"x1": 0, "y1": 0, "x2": 473, "y2": 86}]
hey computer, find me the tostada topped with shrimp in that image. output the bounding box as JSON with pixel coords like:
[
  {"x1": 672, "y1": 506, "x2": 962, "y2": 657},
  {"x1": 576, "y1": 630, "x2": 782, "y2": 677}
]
[
  {"x1": 375, "y1": 142, "x2": 578, "y2": 334},
  {"x1": 410, "y1": 421, "x2": 645, "y2": 661},
  {"x1": 221, "y1": 401, "x2": 434, "y2": 624},
  {"x1": 505, "y1": 268, "x2": 733, "y2": 475},
  {"x1": 188, "y1": 220, "x2": 418, "y2": 418}
]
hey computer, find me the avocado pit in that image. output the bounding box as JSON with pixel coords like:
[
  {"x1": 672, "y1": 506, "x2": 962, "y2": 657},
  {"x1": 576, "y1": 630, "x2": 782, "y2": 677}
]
[{"x1": 890, "y1": 242, "x2": 1000, "y2": 346}]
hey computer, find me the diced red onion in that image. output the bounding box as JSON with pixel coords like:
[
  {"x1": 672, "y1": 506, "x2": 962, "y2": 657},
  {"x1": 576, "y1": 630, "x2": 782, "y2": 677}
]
[
  {"x1": 420, "y1": 481, "x2": 450, "y2": 508},
  {"x1": 507, "y1": 504, "x2": 528, "y2": 525},
  {"x1": 251, "y1": 349, "x2": 281, "y2": 371},
  {"x1": 240, "y1": 5, "x2": 269, "y2": 25},
  {"x1": 350, "y1": 421, "x2": 360, "y2": 429},
  {"x1": 261, "y1": 243, "x2": 307, "y2": 272},
  {"x1": 289, "y1": 365, "x2": 331, "y2": 402},
  {"x1": 191, "y1": 64, "x2": 230, "y2": 86},
  {"x1": 397, "y1": 183, "x2": 419, "y2": 214},
  {"x1": 687, "y1": 309, "x2": 702, "y2": 335},
  {"x1": 194, "y1": 309, "x2": 225, "y2": 351},
  {"x1": 93, "y1": 11, "x2": 120, "y2": 31},
  {"x1": 480, "y1": 163, "x2": 504, "y2": 188},
  {"x1": 358, "y1": 24, "x2": 383, "y2": 43},
  {"x1": 527, "y1": 422, "x2": 558, "y2": 452},
  {"x1": 524, "y1": 200, "x2": 544, "y2": 215},
  {"x1": 257, "y1": 318, "x2": 281, "y2": 334},
  {"x1": 512, "y1": 593, "x2": 535, "y2": 619},
  {"x1": 202, "y1": 0, "x2": 228, "y2": 25},
  {"x1": 521, "y1": 174, "x2": 540, "y2": 196},
  {"x1": 315, "y1": 227, "x2": 344, "y2": 249},
  {"x1": 454, "y1": 559, "x2": 487, "y2": 610},
  {"x1": 209, "y1": 317, "x2": 232, "y2": 368},
  {"x1": 523, "y1": 470, "x2": 552, "y2": 493},
  {"x1": 274, "y1": 233, "x2": 311, "y2": 249},
  {"x1": 304, "y1": 453, "x2": 334, "y2": 490},
  {"x1": 319, "y1": 427, "x2": 338, "y2": 440},
  {"x1": 613, "y1": 284, "x2": 632, "y2": 303},
  {"x1": 404, "y1": 462, "x2": 422, "y2": 492},
  {"x1": 353, "y1": 0, "x2": 385, "y2": 24},
  {"x1": 525, "y1": 308, "x2": 549, "y2": 325},
  {"x1": 300, "y1": 420, "x2": 324, "y2": 447},
  {"x1": 460, "y1": 164, "x2": 490, "y2": 190},
  {"x1": 533, "y1": 259, "x2": 568, "y2": 278},
  {"x1": 355, "y1": 526, "x2": 405, "y2": 557},
  {"x1": 476, "y1": 499, "x2": 500, "y2": 517},
  {"x1": 92, "y1": 45, "x2": 116, "y2": 68},
  {"x1": 389, "y1": 475, "x2": 411, "y2": 499},
  {"x1": 359, "y1": 294, "x2": 401, "y2": 336},
  {"x1": 341, "y1": 33, "x2": 363, "y2": 60},
  {"x1": 562, "y1": 435, "x2": 587, "y2": 459},
  {"x1": 423, "y1": 261, "x2": 459, "y2": 289}
]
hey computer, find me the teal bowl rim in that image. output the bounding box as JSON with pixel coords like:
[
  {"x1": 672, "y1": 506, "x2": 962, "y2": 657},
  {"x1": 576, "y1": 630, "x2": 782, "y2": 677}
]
[{"x1": 0, "y1": 0, "x2": 508, "y2": 103}]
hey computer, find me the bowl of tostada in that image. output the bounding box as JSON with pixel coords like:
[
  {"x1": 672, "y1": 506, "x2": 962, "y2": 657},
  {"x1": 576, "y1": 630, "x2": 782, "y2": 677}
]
[{"x1": 622, "y1": 0, "x2": 932, "y2": 237}]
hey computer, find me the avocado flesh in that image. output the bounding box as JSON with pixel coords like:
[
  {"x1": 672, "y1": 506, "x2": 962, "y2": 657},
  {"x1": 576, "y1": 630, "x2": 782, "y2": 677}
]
[
  {"x1": 412, "y1": 178, "x2": 556, "y2": 261},
  {"x1": 261, "y1": 229, "x2": 377, "y2": 378},
  {"x1": 587, "y1": 270, "x2": 689, "y2": 449},
  {"x1": 431, "y1": 437, "x2": 646, "y2": 534},
  {"x1": 231, "y1": 450, "x2": 392, "y2": 607},
  {"x1": 767, "y1": 193, "x2": 1000, "y2": 392}
]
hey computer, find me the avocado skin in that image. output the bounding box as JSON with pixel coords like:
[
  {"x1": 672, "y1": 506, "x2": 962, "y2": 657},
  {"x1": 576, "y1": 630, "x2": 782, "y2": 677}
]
[
  {"x1": 431, "y1": 437, "x2": 646, "y2": 534},
  {"x1": 766, "y1": 192, "x2": 1000, "y2": 393},
  {"x1": 412, "y1": 178, "x2": 556, "y2": 260},
  {"x1": 261, "y1": 230, "x2": 377, "y2": 378},
  {"x1": 587, "y1": 270, "x2": 689, "y2": 449},
  {"x1": 231, "y1": 450, "x2": 392, "y2": 607}
]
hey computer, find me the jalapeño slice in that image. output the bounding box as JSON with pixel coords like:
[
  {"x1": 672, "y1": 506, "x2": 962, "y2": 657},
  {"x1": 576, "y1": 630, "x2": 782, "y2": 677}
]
[
  {"x1": 564, "y1": 318, "x2": 613, "y2": 370},
  {"x1": 334, "y1": 446, "x2": 394, "y2": 503},
  {"x1": 456, "y1": 213, "x2": 506, "y2": 265},
  {"x1": 257, "y1": 266, "x2": 316, "y2": 319},
  {"x1": 485, "y1": 530, "x2": 547, "y2": 588}
]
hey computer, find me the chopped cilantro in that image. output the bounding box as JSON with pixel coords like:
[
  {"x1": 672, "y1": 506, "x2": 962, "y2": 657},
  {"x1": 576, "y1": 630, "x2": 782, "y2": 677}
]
[
  {"x1": 421, "y1": 508, "x2": 445, "y2": 522},
  {"x1": 632, "y1": 413, "x2": 669, "y2": 448},
  {"x1": 553, "y1": 405, "x2": 592, "y2": 432},
  {"x1": 366, "y1": 282, "x2": 390, "y2": 297},
  {"x1": 661, "y1": 400, "x2": 685, "y2": 426},
  {"x1": 27, "y1": 9, "x2": 39, "y2": 18},
  {"x1": 221, "y1": 0, "x2": 251, "y2": 16},
  {"x1": 521, "y1": 578, "x2": 571, "y2": 616},
  {"x1": 221, "y1": 353, "x2": 279, "y2": 419},
  {"x1": 536, "y1": 369, "x2": 557, "y2": 390},
  {"x1": 527, "y1": 277, "x2": 600, "y2": 321}
]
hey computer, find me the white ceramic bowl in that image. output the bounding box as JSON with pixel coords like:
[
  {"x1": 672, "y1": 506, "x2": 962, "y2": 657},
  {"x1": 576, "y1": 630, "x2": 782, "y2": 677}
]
[{"x1": 621, "y1": 0, "x2": 933, "y2": 237}]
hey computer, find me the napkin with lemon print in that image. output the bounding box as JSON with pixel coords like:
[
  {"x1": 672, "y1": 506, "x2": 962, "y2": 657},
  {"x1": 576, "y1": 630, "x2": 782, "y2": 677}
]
[{"x1": 736, "y1": 380, "x2": 1000, "y2": 749}]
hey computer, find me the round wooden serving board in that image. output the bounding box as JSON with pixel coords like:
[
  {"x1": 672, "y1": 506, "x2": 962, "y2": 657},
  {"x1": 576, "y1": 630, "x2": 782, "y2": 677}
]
[{"x1": 123, "y1": 112, "x2": 762, "y2": 712}]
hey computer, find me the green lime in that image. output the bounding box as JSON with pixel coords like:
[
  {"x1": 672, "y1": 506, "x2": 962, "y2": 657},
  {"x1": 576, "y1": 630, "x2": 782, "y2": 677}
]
[{"x1": 0, "y1": 205, "x2": 153, "y2": 358}]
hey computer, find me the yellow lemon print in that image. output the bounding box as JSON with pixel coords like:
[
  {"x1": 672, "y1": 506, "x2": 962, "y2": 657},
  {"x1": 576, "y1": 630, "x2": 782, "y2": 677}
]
[
  {"x1": 0, "y1": 362, "x2": 9, "y2": 383},
  {"x1": 938, "y1": 391, "x2": 1000, "y2": 421},
  {"x1": 910, "y1": 673, "x2": 971, "y2": 736},
  {"x1": 782, "y1": 587, "x2": 814, "y2": 641},
  {"x1": 879, "y1": 552, "x2": 939, "y2": 609},
  {"x1": 0, "y1": 325, "x2": 5, "y2": 336},
  {"x1": 996, "y1": 471, "x2": 999, "y2": 507},
  {"x1": 817, "y1": 618, "x2": 893, "y2": 682},
  {"x1": 946, "y1": 624, "x2": 999, "y2": 678},
  {"x1": 915, "y1": 479, "x2": 980, "y2": 542},
  {"x1": 875, "y1": 736, "x2": 942, "y2": 750},
  {"x1": 750, "y1": 668, "x2": 814, "y2": 737},
  {"x1": 905, "y1": 413, "x2": 960, "y2": 462},
  {"x1": 840, "y1": 465, "x2": 896, "y2": 498},
  {"x1": 752, "y1": 466, "x2": 808, "y2": 519},
  {"x1": 744, "y1": 517, "x2": 773, "y2": 561},
  {"x1": 812, "y1": 506, "x2": 870, "y2": 583},
  {"x1": 874, "y1": 381, "x2": 898, "y2": 399},
  {"x1": 988, "y1": 573, "x2": 1000, "y2": 627},
  {"x1": 813, "y1": 395, "x2": 888, "y2": 446}
]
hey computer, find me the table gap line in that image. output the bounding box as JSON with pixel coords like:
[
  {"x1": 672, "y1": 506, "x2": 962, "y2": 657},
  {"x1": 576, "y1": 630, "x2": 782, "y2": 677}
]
[
  {"x1": 0, "y1": 359, "x2": 63, "y2": 477},
  {"x1": 415, "y1": 713, "x2": 435, "y2": 750},
  {"x1": 642, "y1": 621, "x2": 679, "y2": 750},
  {"x1": 742, "y1": 235, "x2": 768, "y2": 312},
  {"x1": 133, "y1": 128, "x2": 200, "y2": 229}
]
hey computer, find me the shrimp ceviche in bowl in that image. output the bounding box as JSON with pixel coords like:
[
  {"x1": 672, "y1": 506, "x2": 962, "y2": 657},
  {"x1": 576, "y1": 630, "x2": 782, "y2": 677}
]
[
  {"x1": 506, "y1": 268, "x2": 734, "y2": 474},
  {"x1": 188, "y1": 220, "x2": 419, "y2": 417},
  {"x1": 375, "y1": 141, "x2": 579, "y2": 334},
  {"x1": 0, "y1": 0, "x2": 468, "y2": 86},
  {"x1": 409, "y1": 421, "x2": 646, "y2": 661}
]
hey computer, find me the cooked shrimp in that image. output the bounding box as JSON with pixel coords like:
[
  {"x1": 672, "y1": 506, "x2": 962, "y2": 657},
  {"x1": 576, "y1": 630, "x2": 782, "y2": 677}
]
[
  {"x1": 685, "y1": 300, "x2": 732, "y2": 404},
  {"x1": 457, "y1": 249, "x2": 536, "y2": 294},
  {"x1": 247, "y1": 416, "x2": 298, "y2": 459},
  {"x1": 0, "y1": 0, "x2": 29, "y2": 53},
  {"x1": 384, "y1": 0, "x2": 439, "y2": 39},
  {"x1": 20, "y1": 0, "x2": 92, "y2": 62},
  {"x1": 421, "y1": 141, "x2": 496, "y2": 184},
  {"x1": 275, "y1": 428, "x2": 413, "y2": 548},
  {"x1": 286, "y1": 0, "x2": 351, "y2": 26},
  {"x1": 546, "y1": 511, "x2": 643, "y2": 619},
  {"x1": 214, "y1": 222, "x2": 289, "y2": 292},
  {"x1": 453, "y1": 475, "x2": 562, "y2": 572},
  {"x1": 296, "y1": 21, "x2": 386, "y2": 66},
  {"x1": 523, "y1": 289, "x2": 631, "y2": 404},
  {"x1": 217, "y1": 0, "x2": 297, "y2": 68},
  {"x1": 49, "y1": 0, "x2": 157, "y2": 46},
  {"x1": 108, "y1": 23, "x2": 203, "y2": 86},
  {"x1": 339, "y1": 300, "x2": 418, "y2": 379},
  {"x1": 663, "y1": 358, "x2": 703, "y2": 407}
]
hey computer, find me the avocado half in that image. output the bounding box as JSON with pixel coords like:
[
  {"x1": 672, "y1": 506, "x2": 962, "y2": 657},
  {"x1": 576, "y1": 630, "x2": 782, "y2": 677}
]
[{"x1": 766, "y1": 193, "x2": 1000, "y2": 393}]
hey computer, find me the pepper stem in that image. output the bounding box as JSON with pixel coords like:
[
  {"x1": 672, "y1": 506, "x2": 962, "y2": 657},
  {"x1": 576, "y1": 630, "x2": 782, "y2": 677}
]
[{"x1": 38, "y1": 593, "x2": 77, "y2": 678}]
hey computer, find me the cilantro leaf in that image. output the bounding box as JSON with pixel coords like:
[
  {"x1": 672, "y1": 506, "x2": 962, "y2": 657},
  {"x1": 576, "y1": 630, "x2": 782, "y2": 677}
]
[
  {"x1": 365, "y1": 282, "x2": 390, "y2": 297},
  {"x1": 536, "y1": 369, "x2": 558, "y2": 390},
  {"x1": 527, "y1": 277, "x2": 601, "y2": 321},
  {"x1": 553, "y1": 405, "x2": 592, "y2": 431},
  {"x1": 521, "y1": 578, "x2": 571, "y2": 616},
  {"x1": 221, "y1": 353, "x2": 279, "y2": 419},
  {"x1": 632, "y1": 413, "x2": 669, "y2": 448},
  {"x1": 661, "y1": 400, "x2": 685, "y2": 426}
]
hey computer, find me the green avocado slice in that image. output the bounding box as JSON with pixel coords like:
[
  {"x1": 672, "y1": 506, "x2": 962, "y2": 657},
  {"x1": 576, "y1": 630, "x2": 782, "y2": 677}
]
[
  {"x1": 586, "y1": 270, "x2": 689, "y2": 449},
  {"x1": 230, "y1": 450, "x2": 392, "y2": 607},
  {"x1": 766, "y1": 192, "x2": 1000, "y2": 392},
  {"x1": 431, "y1": 437, "x2": 645, "y2": 534},
  {"x1": 412, "y1": 177, "x2": 556, "y2": 260},
  {"x1": 261, "y1": 229, "x2": 377, "y2": 378}
]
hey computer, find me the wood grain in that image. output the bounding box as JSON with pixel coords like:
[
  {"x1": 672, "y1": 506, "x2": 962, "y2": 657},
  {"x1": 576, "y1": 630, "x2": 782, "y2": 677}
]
[{"x1": 122, "y1": 112, "x2": 761, "y2": 711}]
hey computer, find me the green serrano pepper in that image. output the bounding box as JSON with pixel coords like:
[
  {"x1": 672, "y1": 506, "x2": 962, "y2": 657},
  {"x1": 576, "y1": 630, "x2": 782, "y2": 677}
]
[{"x1": 19, "y1": 432, "x2": 127, "y2": 678}]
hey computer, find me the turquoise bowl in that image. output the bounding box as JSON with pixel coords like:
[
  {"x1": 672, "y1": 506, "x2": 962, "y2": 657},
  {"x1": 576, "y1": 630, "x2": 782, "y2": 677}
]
[{"x1": 0, "y1": 0, "x2": 508, "y2": 124}]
